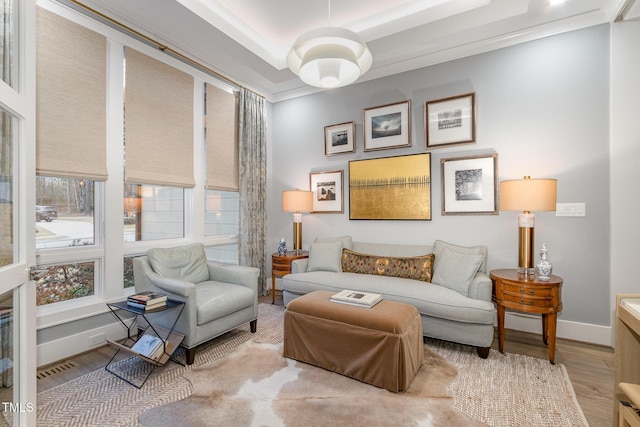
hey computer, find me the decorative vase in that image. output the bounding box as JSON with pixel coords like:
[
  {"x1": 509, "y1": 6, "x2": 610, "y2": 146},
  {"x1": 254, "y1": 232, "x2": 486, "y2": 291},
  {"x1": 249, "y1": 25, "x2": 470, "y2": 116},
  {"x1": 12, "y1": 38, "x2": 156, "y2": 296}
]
[
  {"x1": 278, "y1": 238, "x2": 287, "y2": 255},
  {"x1": 535, "y1": 243, "x2": 553, "y2": 281}
]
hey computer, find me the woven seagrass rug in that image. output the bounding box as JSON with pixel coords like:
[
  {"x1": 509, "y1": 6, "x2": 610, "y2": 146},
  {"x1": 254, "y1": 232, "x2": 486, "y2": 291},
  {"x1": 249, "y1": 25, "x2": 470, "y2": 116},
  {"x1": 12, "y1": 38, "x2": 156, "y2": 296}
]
[{"x1": 37, "y1": 303, "x2": 588, "y2": 426}]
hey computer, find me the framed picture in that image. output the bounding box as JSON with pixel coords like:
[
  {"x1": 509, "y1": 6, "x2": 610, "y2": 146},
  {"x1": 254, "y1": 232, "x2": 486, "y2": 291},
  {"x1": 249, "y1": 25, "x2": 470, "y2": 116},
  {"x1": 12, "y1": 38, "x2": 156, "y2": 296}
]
[
  {"x1": 425, "y1": 93, "x2": 476, "y2": 148},
  {"x1": 324, "y1": 121, "x2": 355, "y2": 156},
  {"x1": 441, "y1": 153, "x2": 498, "y2": 215},
  {"x1": 363, "y1": 100, "x2": 411, "y2": 151},
  {"x1": 310, "y1": 170, "x2": 344, "y2": 213},
  {"x1": 349, "y1": 153, "x2": 431, "y2": 220}
]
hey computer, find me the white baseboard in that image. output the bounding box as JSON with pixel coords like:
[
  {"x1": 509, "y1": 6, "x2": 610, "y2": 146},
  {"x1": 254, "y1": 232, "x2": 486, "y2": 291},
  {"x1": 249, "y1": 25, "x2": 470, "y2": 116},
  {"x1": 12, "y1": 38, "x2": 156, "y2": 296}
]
[
  {"x1": 37, "y1": 321, "x2": 127, "y2": 367},
  {"x1": 503, "y1": 311, "x2": 612, "y2": 347}
]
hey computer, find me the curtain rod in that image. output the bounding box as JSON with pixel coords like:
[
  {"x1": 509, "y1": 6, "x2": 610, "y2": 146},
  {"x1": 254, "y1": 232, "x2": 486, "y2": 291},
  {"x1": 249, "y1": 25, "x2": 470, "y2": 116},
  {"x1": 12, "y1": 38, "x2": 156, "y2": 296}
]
[{"x1": 67, "y1": 0, "x2": 264, "y2": 98}]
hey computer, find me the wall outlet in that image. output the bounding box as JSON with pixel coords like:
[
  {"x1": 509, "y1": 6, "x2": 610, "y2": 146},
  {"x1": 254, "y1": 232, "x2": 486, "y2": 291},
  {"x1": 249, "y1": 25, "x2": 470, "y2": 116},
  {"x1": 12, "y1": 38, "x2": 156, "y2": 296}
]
[
  {"x1": 88, "y1": 332, "x2": 106, "y2": 347},
  {"x1": 556, "y1": 202, "x2": 586, "y2": 217}
]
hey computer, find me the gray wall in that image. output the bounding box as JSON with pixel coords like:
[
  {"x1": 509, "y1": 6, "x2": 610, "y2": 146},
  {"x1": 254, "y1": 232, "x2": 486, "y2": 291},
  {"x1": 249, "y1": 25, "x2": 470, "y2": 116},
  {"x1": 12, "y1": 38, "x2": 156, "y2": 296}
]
[{"x1": 269, "y1": 25, "x2": 611, "y2": 330}]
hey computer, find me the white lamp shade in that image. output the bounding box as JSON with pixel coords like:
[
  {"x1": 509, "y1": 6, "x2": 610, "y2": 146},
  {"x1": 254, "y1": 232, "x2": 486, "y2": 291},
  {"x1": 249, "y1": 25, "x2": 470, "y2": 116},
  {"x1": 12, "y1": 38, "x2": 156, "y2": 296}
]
[
  {"x1": 282, "y1": 189, "x2": 313, "y2": 213},
  {"x1": 287, "y1": 27, "x2": 372, "y2": 89},
  {"x1": 500, "y1": 177, "x2": 557, "y2": 212}
]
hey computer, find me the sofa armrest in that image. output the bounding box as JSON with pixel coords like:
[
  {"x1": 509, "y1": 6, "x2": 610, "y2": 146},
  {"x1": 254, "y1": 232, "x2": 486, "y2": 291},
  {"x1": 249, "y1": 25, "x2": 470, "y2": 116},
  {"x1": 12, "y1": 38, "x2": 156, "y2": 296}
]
[
  {"x1": 207, "y1": 262, "x2": 260, "y2": 292},
  {"x1": 468, "y1": 272, "x2": 492, "y2": 301},
  {"x1": 291, "y1": 258, "x2": 309, "y2": 274}
]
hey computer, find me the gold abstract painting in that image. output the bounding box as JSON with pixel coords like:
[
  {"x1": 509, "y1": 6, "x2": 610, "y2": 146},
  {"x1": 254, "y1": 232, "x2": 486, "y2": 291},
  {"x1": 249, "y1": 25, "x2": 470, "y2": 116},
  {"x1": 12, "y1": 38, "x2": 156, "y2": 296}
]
[{"x1": 349, "y1": 153, "x2": 431, "y2": 220}]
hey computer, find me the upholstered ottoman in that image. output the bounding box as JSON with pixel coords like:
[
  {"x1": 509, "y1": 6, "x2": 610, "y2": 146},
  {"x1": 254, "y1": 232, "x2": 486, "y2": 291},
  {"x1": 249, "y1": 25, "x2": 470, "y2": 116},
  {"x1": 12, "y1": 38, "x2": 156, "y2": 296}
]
[{"x1": 283, "y1": 290, "x2": 423, "y2": 392}]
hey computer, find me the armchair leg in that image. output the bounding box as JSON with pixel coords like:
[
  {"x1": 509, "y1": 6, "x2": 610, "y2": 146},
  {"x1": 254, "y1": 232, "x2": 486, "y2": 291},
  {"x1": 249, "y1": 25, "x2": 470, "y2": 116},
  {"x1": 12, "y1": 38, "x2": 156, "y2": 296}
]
[
  {"x1": 250, "y1": 319, "x2": 257, "y2": 333},
  {"x1": 185, "y1": 347, "x2": 196, "y2": 365}
]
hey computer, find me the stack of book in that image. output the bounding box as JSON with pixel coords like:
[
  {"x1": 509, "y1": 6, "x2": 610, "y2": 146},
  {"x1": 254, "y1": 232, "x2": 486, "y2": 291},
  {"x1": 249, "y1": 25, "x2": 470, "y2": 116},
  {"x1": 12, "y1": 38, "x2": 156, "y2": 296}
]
[
  {"x1": 127, "y1": 291, "x2": 167, "y2": 310},
  {"x1": 330, "y1": 289, "x2": 382, "y2": 308},
  {"x1": 130, "y1": 334, "x2": 166, "y2": 360}
]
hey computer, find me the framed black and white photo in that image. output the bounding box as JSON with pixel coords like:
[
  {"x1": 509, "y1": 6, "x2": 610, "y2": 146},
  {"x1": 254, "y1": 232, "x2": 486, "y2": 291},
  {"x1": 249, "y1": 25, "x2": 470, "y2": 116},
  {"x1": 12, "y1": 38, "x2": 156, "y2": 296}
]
[
  {"x1": 441, "y1": 153, "x2": 498, "y2": 215},
  {"x1": 324, "y1": 121, "x2": 355, "y2": 156},
  {"x1": 310, "y1": 170, "x2": 344, "y2": 213},
  {"x1": 425, "y1": 93, "x2": 476, "y2": 148},
  {"x1": 363, "y1": 100, "x2": 411, "y2": 151}
]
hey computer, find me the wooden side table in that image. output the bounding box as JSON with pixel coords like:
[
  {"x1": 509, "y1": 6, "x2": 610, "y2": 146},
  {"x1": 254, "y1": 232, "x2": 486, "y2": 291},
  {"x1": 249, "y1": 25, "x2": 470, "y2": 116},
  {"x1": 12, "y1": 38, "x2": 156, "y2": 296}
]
[
  {"x1": 271, "y1": 251, "x2": 309, "y2": 304},
  {"x1": 490, "y1": 269, "x2": 563, "y2": 364}
]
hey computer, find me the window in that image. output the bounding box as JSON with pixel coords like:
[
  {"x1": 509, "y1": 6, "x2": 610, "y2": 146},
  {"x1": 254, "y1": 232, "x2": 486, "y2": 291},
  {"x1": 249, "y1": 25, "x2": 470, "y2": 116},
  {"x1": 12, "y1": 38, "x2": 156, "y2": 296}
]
[
  {"x1": 123, "y1": 183, "x2": 184, "y2": 242},
  {"x1": 34, "y1": 261, "x2": 95, "y2": 306},
  {"x1": 0, "y1": 108, "x2": 16, "y2": 268},
  {"x1": 35, "y1": 177, "x2": 95, "y2": 249},
  {"x1": 123, "y1": 256, "x2": 135, "y2": 289},
  {"x1": 205, "y1": 189, "x2": 238, "y2": 263},
  {"x1": 204, "y1": 243, "x2": 238, "y2": 265},
  {"x1": 0, "y1": 288, "x2": 14, "y2": 395},
  {"x1": 35, "y1": 177, "x2": 98, "y2": 306},
  {"x1": 205, "y1": 190, "x2": 238, "y2": 237},
  {"x1": 0, "y1": 0, "x2": 17, "y2": 89}
]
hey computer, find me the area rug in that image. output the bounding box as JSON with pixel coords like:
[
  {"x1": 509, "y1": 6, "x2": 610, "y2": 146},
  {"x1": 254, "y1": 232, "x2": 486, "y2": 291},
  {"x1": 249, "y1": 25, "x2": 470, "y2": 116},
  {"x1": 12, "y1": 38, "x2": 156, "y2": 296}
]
[
  {"x1": 36, "y1": 303, "x2": 588, "y2": 426},
  {"x1": 139, "y1": 340, "x2": 484, "y2": 426}
]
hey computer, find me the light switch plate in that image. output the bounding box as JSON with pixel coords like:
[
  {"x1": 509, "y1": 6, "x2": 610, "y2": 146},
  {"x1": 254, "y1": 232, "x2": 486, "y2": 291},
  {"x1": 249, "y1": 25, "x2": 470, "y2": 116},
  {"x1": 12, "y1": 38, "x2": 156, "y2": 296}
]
[{"x1": 556, "y1": 203, "x2": 586, "y2": 217}]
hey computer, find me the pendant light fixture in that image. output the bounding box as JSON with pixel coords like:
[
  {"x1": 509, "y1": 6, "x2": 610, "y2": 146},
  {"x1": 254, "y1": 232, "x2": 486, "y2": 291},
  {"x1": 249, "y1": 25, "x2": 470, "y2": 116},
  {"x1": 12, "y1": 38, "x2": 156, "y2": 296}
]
[{"x1": 286, "y1": 1, "x2": 372, "y2": 89}]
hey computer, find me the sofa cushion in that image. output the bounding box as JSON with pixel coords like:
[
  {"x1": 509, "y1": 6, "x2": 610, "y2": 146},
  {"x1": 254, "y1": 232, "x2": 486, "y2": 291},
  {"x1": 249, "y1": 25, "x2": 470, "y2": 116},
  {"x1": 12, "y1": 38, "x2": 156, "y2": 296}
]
[
  {"x1": 282, "y1": 271, "x2": 495, "y2": 325},
  {"x1": 433, "y1": 240, "x2": 487, "y2": 273},
  {"x1": 341, "y1": 249, "x2": 434, "y2": 282},
  {"x1": 195, "y1": 281, "x2": 255, "y2": 325},
  {"x1": 431, "y1": 247, "x2": 483, "y2": 296},
  {"x1": 314, "y1": 235, "x2": 353, "y2": 251},
  {"x1": 147, "y1": 243, "x2": 209, "y2": 284},
  {"x1": 307, "y1": 241, "x2": 344, "y2": 272}
]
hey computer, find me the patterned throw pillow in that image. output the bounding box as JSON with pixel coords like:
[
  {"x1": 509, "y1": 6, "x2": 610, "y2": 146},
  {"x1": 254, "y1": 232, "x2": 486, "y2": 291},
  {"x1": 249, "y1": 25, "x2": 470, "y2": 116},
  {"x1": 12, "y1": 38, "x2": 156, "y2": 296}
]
[{"x1": 341, "y1": 249, "x2": 434, "y2": 282}]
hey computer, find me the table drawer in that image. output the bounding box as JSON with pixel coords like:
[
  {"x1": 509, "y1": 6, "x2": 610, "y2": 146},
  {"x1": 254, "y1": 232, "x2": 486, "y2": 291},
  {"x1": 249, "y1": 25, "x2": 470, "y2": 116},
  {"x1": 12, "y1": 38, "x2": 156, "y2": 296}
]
[
  {"x1": 502, "y1": 282, "x2": 554, "y2": 297},
  {"x1": 502, "y1": 292, "x2": 554, "y2": 308},
  {"x1": 272, "y1": 261, "x2": 292, "y2": 271},
  {"x1": 273, "y1": 267, "x2": 292, "y2": 276}
]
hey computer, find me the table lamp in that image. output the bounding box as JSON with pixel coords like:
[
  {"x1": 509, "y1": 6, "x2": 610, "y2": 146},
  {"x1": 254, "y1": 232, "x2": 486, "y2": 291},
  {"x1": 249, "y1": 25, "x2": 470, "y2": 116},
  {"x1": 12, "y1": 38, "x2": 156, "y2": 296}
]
[
  {"x1": 282, "y1": 189, "x2": 313, "y2": 252},
  {"x1": 499, "y1": 176, "x2": 557, "y2": 275}
]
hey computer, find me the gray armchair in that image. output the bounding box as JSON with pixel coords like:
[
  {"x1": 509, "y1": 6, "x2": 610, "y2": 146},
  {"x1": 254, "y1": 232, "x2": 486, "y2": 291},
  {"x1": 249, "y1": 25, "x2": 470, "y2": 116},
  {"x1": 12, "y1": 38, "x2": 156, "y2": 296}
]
[{"x1": 133, "y1": 243, "x2": 259, "y2": 365}]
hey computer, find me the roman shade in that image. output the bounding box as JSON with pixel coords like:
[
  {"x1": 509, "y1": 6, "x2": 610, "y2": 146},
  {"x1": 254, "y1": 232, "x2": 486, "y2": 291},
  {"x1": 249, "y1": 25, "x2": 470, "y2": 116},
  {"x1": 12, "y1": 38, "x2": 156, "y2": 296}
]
[
  {"x1": 36, "y1": 7, "x2": 108, "y2": 180},
  {"x1": 205, "y1": 83, "x2": 238, "y2": 191},
  {"x1": 124, "y1": 47, "x2": 195, "y2": 188}
]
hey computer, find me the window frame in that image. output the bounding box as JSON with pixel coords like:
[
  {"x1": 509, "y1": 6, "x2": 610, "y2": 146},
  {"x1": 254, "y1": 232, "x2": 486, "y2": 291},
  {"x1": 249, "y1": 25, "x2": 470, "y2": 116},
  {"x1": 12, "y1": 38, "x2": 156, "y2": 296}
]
[
  {"x1": 35, "y1": 180, "x2": 104, "y2": 326},
  {"x1": 34, "y1": 1, "x2": 239, "y2": 332}
]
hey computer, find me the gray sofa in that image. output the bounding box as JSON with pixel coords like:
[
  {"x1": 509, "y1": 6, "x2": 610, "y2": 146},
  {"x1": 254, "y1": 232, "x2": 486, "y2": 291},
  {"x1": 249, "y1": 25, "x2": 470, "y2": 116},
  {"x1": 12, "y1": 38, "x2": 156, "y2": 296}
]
[{"x1": 282, "y1": 237, "x2": 496, "y2": 358}]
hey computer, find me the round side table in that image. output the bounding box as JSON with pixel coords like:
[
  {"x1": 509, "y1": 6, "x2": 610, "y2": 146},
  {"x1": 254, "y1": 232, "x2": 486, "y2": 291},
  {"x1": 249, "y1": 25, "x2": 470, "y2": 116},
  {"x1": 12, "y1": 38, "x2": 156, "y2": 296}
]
[
  {"x1": 271, "y1": 251, "x2": 309, "y2": 304},
  {"x1": 490, "y1": 269, "x2": 563, "y2": 363}
]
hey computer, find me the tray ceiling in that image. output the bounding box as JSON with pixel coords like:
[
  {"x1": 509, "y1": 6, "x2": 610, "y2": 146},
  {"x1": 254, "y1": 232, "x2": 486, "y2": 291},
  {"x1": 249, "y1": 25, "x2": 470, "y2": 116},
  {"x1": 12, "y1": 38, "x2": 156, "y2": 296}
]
[{"x1": 62, "y1": 0, "x2": 635, "y2": 101}]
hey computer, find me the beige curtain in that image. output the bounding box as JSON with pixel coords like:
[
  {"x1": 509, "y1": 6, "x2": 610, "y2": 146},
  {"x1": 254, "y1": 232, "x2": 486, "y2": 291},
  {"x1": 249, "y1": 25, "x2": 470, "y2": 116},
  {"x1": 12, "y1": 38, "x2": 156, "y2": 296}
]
[
  {"x1": 238, "y1": 89, "x2": 267, "y2": 294},
  {"x1": 124, "y1": 47, "x2": 195, "y2": 188},
  {"x1": 36, "y1": 7, "x2": 107, "y2": 180},
  {"x1": 205, "y1": 84, "x2": 239, "y2": 191}
]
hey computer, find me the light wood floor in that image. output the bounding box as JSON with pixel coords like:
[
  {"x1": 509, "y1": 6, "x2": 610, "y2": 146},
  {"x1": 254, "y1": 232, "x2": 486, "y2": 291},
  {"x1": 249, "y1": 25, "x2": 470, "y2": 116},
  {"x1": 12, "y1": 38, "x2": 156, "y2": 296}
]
[{"x1": 37, "y1": 294, "x2": 614, "y2": 426}]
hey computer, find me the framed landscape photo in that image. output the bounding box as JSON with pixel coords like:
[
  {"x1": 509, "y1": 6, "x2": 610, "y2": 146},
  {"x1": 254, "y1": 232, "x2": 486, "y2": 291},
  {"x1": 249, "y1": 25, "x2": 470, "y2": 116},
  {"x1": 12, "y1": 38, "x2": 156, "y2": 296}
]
[
  {"x1": 324, "y1": 121, "x2": 355, "y2": 156},
  {"x1": 425, "y1": 93, "x2": 476, "y2": 148},
  {"x1": 441, "y1": 153, "x2": 498, "y2": 215},
  {"x1": 309, "y1": 170, "x2": 344, "y2": 213},
  {"x1": 363, "y1": 100, "x2": 411, "y2": 151},
  {"x1": 349, "y1": 153, "x2": 431, "y2": 220}
]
